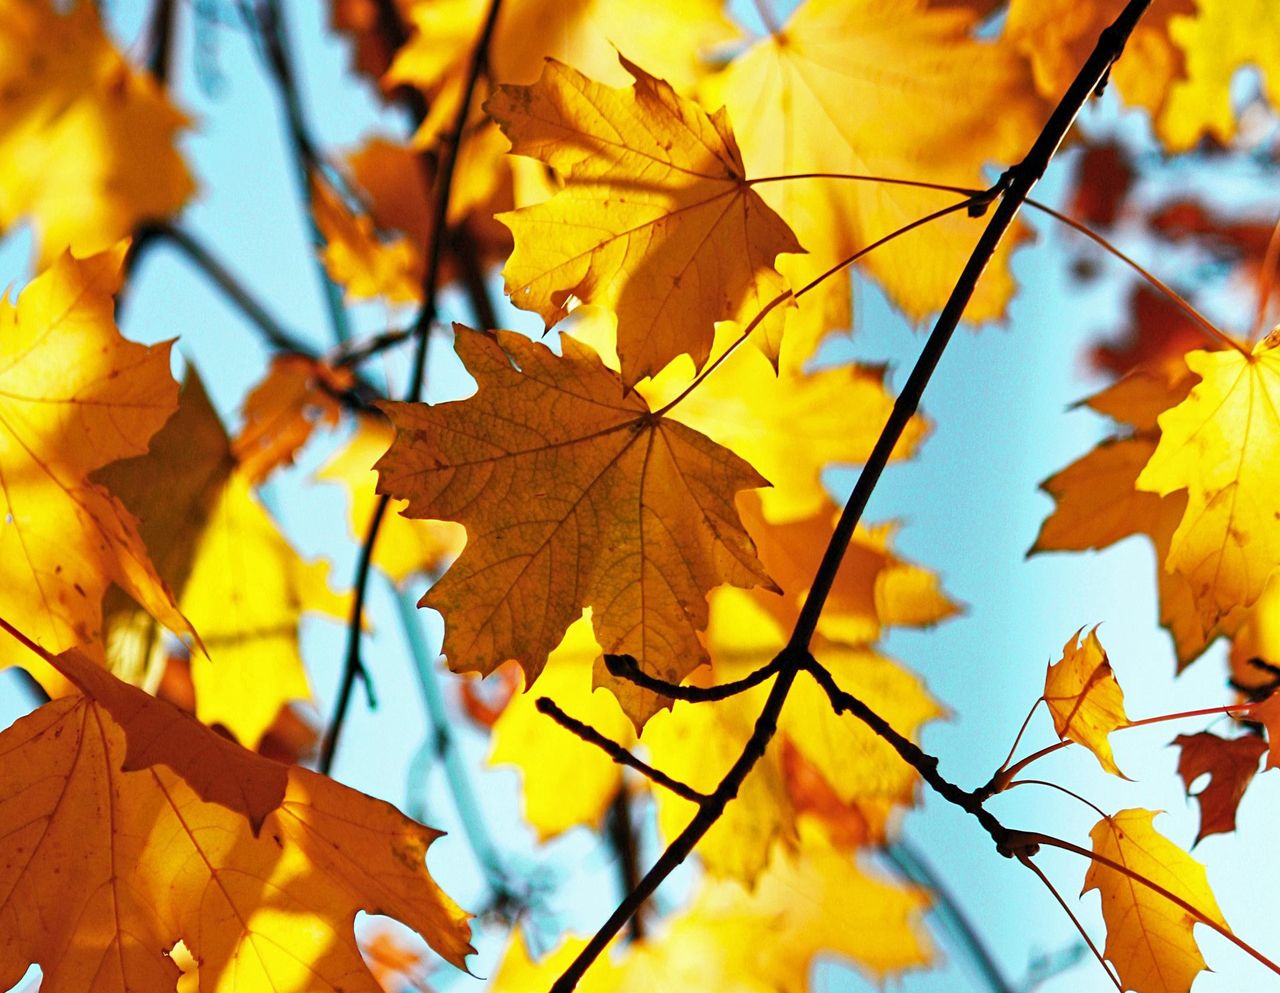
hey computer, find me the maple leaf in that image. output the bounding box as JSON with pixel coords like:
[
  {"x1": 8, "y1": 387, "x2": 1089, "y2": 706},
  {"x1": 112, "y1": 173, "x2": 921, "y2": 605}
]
[
  {"x1": 701, "y1": 0, "x2": 1046, "y2": 366},
  {"x1": 1155, "y1": 0, "x2": 1280, "y2": 151},
  {"x1": 98, "y1": 373, "x2": 348, "y2": 748},
  {"x1": 1043, "y1": 626, "x2": 1130, "y2": 777},
  {"x1": 0, "y1": 247, "x2": 191, "y2": 660},
  {"x1": 1031, "y1": 369, "x2": 1223, "y2": 667},
  {"x1": 0, "y1": 0, "x2": 194, "y2": 261},
  {"x1": 1085, "y1": 808, "x2": 1229, "y2": 993},
  {"x1": 491, "y1": 822, "x2": 930, "y2": 993},
  {"x1": 313, "y1": 174, "x2": 423, "y2": 305},
  {"x1": 375, "y1": 327, "x2": 773, "y2": 727},
  {"x1": 387, "y1": 0, "x2": 737, "y2": 142},
  {"x1": 0, "y1": 633, "x2": 473, "y2": 992},
  {"x1": 487, "y1": 57, "x2": 803, "y2": 386},
  {"x1": 318, "y1": 415, "x2": 466, "y2": 586},
  {"x1": 1173, "y1": 731, "x2": 1267, "y2": 843},
  {"x1": 489, "y1": 613, "x2": 634, "y2": 840},
  {"x1": 567, "y1": 309, "x2": 931, "y2": 523},
  {"x1": 232, "y1": 353, "x2": 352, "y2": 483},
  {"x1": 1136, "y1": 338, "x2": 1280, "y2": 634},
  {"x1": 1005, "y1": 0, "x2": 1193, "y2": 133}
]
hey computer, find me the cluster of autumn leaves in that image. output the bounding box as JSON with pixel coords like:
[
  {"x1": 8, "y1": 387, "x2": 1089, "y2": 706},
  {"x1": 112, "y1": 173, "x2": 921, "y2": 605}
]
[{"x1": 1, "y1": 0, "x2": 1279, "y2": 991}]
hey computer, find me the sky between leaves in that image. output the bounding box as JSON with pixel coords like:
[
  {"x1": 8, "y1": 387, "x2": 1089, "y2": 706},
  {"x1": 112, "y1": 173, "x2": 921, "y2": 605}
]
[{"x1": 2, "y1": 1, "x2": 1280, "y2": 992}]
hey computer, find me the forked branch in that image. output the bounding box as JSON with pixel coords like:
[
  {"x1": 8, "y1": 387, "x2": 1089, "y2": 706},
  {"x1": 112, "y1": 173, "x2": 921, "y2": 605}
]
[{"x1": 549, "y1": 3, "x2": 1155, "y2": 989}]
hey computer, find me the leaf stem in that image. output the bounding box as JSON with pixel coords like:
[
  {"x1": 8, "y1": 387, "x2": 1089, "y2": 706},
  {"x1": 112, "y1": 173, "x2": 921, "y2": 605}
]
[
  {"x1": 1252, "y1": 208, "x2": 1280, "y2": 341},
  {"x1": 653, "y1": 197, "x2": 974, "y2": 419},
  {"x1": 1017, "y1": 853, "x2": 1120, "y2": 991},
  {"x1": 1003, "y1": 779, "x2": 1109, "y2": 820},
  {"x1": 983, "y1": 700, "x2": 1260, "y2": 794},
  {"x1": 1024, "y1": 199, "x2": 1247, "y2": 355},
  {"x1": 1029, "y1": 831, "x2": 1280, "y2": 978},
  {"x1": 748, "y1": 171, "x2": 980, "y2": 197}
]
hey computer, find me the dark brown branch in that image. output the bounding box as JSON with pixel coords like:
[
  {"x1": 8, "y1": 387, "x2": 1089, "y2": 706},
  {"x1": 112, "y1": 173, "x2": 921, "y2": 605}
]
[
  {"x1": 605, "y1": 790, "x2": 647, "y2": 941},
  {"x1": 803, "y1": 658, "x2": 1018, "y2": 854},
  {"x1": 536, "y1": 698, "x2": 710, "y2": 804},
  {"x1": 550, "y1": 4, "x2": 1154, "y2": 988},
  {"x1": 602, "y1": 653, "x2": 783, "y2": 702},
  {"x1": 145, "y1": 0, "x2": 178, "y2": 84},
  {"x1": 319, "y1": 0, "x2": 505, "y2": 773}
]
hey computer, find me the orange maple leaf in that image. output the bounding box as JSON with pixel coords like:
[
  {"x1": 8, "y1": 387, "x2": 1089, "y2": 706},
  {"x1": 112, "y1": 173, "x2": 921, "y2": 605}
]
[
  {"x1": 375, "y1": 327, "x2": 774, "y2": 727},
  {"x1": 0, "y1": 630, "x2": 473, "y2": 992}
]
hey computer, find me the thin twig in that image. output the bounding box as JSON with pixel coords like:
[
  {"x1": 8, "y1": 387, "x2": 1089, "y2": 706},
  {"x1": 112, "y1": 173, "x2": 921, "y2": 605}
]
[
  {"x1": 133, "y1": 222, "x2": 383, "y2": 405},
  {"x1": 246, "y1": 0, "x2": 352, "y2": 344},
  {"x1": 319, "y1": 0, "x2": 505, "y2": 772},
  {"x1": 536, "y1": 698, "x2": 711, "y2": 804},
  {"x1": 550, "y1": 6, "x2": 1155, "y2": 987},
  {"x1": 605, "y1": 790, "x2": 647, "y2": 941},
  {"x1": 145, "y1": 0, "x2": 178, "y2": 85},
  {"x1": 1018, "y1": 854, "x2": 1121, "y2": 991},
  {"x1": 1004, "y1": 779, "x2": 1109, "y2": 820},
  {"x1": 602, "y1": 653, "x2": 783, "y2": 702}
]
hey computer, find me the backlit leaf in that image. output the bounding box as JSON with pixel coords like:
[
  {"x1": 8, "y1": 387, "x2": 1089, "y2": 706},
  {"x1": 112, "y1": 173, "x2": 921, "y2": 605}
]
[
  {"x1": 375, "y1": 327, "x2": 773, "y2": 728},
  {"x1": 1044, "y1": 625, "x2": 1130, "y2": 777},
  {"x1": 1085, "y1": 808, "x2": 1229, "y2": 993},
  {"x1": 488, "y1": 57, "x2": 803, "y2": 386}
]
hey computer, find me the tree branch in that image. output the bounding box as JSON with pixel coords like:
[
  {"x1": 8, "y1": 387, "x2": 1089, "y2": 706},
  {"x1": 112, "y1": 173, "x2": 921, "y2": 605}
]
[
  {"x1": 245, "y1": 0, "x2": 352, "y2": 344},
  {"x1": 549, "y1": 4, "x2": 1155, "y2": 987},
  {"x1": 319, "y1": 0, "x2": 505, "y2": 772},
  {"x1": 536, "y1": 698, "x2": 710, "y2": 804},
  {"x1": 602, "y1": 652, "x2": 783, "y2": 702}
]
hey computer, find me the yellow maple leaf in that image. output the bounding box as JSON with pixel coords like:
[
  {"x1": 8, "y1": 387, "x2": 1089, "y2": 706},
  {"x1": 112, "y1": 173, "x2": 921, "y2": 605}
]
[
  {"x1": 0, "y1": 247, "x2": 191, "y2": 661},
  {"x1": 1005, "y1": 0, "x2": 1193, "y2": 124},
  {"x1": 1085, "y1": 808, "x2": 1229, "y2": 993},
  {"x1": 1136, "y1": 339, "x2": 1280, "y2": 634},
  {"x1": 0, "y1": 636, "x2": 473, "y2": 992},
  {"x1": 375, "y1": 327, "x2": 773, "y2": 728},
  {"x1": 99, "y1": 373, "x2": 348, "y2": 748},
  {"x1": 1044, "y1": 626, "x2": 1130, "y2": 777},
  {"x1": 701, "y1": 0, "x2": 1046, "y2": 366},
  {"x1": 318, "y1": 415, "x2": 466, "y2": 586},
  {"x1": 1159, "y1": 0, "x2": 1280, "y2": 151},
  {"x1": 488, "y1": 57, "x2": 803, "y2": 386},
  {"x1": 490, "y1": 822, "x2": 930, "y2": 993},
  {"x1": 568, "y1": 309, "x2": 929, "y2": 522},
  {"x1": 489, "y1": 612, "x2": 633, "y2": 840},
  {"x1": 0, "y1": 0, "x2": 194, "y2": 262}
]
